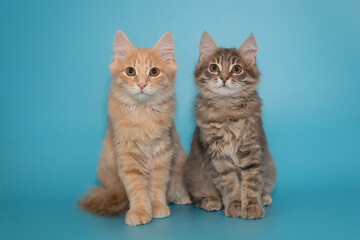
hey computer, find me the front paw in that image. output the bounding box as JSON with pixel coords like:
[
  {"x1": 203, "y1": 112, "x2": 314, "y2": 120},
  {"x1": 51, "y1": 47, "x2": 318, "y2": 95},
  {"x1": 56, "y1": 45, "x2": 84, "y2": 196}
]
[
  {"x1": 224, "y1": 201, "x2": 242, "y2": 218},
  {"x1": 125, "y1": 208, "x2": 152, "y2": 226},
  {"x1": 241, "y1": 203, "x2": 265, "y2": 219},
  {"x1": 174, "y1": 195, "x2": 192, "y2": 205},
  {"x1": 195, "y1": 197, "x2": 222, "y2": 211},
  {"x1": 152, "y1": 203, "x2": 170, "y2": 218}
]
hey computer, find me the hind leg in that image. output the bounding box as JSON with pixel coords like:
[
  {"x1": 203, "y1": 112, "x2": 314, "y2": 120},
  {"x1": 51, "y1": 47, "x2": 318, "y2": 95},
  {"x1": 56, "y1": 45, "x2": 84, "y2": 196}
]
[
  {"x1": 97, "y1": 161, "x2": 128, "y2": 210},
  {"x1": 185, "y1": 161, "x2": 222, "y2": 212},
  {"x1": 183, "y1": 128, "x2": 223, "y2": 211},
  {"x1": 98, "y1": 128, "x2": 129, "y2": 211},
  {"x1": 166, "y1": 124, "x2": 191, "y2": 205},
  {"x1": 189, "y1": 172, "x2": 223, "y2": 212},
  {"x1": 97, "y1": 128, "x2": 127, "y2": 201},
  {"x1": 79, "y1": 128, "x2": 128, "y2": 216},
  {"x1": 261, "y1": 192, "x2": 272, "y2": 206},
  {"x1": 167, "y1": 148, "x2": 191, "y2": 204},
  {"x1": 261, "y1": 146, "x2": 276, "y2": 207}
]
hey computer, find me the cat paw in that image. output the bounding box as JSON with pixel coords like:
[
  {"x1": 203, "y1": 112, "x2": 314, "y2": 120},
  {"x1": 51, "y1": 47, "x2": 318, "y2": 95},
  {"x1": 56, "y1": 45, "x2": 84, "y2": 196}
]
[
  {"x1": 261, "y1": 192, "x2": 272, "y2": 206},
  {"x1": 173, "y1": 195, "x2": 192, "y2": 205},
  {"x1": 196, "y1": 197, "x2": 222, "y2": 211},
  {"x1": 152, "y1": 203, "x2": 170, "y2": 218},
  {"x1": 125, "y1": 208, "x2": 152, "y2": 226},
  {"x1": 241, "y1": 203, "x2": 265, "y2": 219},
  {"x1": 224, "y1": 201, "x2": 242, "y2": 218}
]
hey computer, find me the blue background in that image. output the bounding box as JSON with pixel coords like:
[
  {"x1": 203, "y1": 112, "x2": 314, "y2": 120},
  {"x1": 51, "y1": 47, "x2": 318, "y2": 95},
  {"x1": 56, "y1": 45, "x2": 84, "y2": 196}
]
[{"x1": 1, "y1": 0, "x2": 360, "y2": 239}]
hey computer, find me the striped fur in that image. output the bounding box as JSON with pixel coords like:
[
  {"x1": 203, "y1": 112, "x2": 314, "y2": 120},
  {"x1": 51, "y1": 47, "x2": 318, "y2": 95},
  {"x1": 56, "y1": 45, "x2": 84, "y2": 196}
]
[
  {"x1": 184, "y1": 33, "x2": 276, "y2": 219},
  {"x1": 79, "y1": 31, "x2": 190, "y2": 226}
]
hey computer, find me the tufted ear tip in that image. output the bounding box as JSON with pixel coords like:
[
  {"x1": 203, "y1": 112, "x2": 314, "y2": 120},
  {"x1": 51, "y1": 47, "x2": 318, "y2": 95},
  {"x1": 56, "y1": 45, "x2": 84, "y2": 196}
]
[
  {"x1": 245, "y1": 34, "x2": 257, "y2": 49},
  {"x1": 200, "y1": 32, "x2": 211, "y2": 40},
  {"x1": 159, "y1": 32, "x2": 174, "y2": 44}
]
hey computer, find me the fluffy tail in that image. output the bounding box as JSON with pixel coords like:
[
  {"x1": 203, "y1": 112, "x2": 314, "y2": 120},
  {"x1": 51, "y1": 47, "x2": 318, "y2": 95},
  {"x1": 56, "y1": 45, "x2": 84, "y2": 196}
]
[{"x1": 78, "y1": 186, "x2": 128, "y2": 216}]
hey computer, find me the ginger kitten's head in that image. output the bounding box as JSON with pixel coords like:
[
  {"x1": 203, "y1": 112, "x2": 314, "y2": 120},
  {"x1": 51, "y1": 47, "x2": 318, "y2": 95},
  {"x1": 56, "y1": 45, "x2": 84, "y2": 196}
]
[
  {"x1": 194, "y1": 32, "x2": 260, "y2": 98},
  {"x1": 109, "y1": 31, "x2": 177, "y2": 103}
]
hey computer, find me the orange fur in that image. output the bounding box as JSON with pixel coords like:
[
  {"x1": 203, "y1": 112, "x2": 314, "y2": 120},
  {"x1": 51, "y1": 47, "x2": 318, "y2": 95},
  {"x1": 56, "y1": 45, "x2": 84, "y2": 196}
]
[{"x1": 79, "y1": 31, "x2": 190, "y2": 226}]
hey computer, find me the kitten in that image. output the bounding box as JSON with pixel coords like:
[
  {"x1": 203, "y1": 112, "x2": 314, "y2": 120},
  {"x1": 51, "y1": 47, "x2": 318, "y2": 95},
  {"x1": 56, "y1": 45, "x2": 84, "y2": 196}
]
[
  {"x1": 183, "y1": 33, "x2": 276, "y2": 219},
  {"x1": 79, "y1": 31, "x2": 190, "y2": 226}
]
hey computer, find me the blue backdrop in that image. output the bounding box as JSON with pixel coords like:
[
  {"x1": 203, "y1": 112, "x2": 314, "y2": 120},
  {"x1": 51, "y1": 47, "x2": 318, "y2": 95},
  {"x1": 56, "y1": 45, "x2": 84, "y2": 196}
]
[{"x1": 1, "y1": 0, "x2": 359, "y2": 239}]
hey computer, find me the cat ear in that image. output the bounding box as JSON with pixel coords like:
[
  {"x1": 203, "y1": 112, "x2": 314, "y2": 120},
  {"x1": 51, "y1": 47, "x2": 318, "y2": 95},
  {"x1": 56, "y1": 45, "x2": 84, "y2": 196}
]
[
  {"x1": 113, "y1": 30, "x2": 134, "y2": 60},
  {"x1": 199, "y1": 32, "x2": 218, "y2": 61},
  {"x1": 154, "y1": 32, "x2": 175, "y2": 62},
  {"x1": 238, "y1": 35, "x2": 257, "y2": 64}
]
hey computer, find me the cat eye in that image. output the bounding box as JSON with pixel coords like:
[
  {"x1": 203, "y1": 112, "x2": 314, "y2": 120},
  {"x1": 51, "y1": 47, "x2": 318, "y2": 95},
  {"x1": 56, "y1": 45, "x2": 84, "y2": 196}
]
[
  {"x1": 149, "y1": 67, "x2": 160, "y2": 77},
  {"x1": 126, "y1": 67, "x2": 136, "y2": 76},
  {"x1": 209, "y1": 64, "x2": 219, "y2": 73},
  {"x1": 232, "y1": 65, "x2": 242, "y2": 74}
]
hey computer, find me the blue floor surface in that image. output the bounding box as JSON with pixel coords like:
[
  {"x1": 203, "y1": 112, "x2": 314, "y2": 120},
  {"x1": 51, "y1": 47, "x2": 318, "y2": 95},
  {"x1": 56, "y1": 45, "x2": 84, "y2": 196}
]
[
  {"x1": 1, "y1": 0, "x2": 360, "y2": 240},
  {"x1": 1, "y1": 185, "x2": 359, "y2": 240}
]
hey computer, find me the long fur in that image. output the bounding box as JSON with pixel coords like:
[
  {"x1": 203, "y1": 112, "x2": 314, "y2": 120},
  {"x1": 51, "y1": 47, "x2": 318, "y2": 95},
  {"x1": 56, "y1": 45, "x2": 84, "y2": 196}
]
[
  {"x1": 79, "y1": 187, "x2": 128, "y2": 216},
  {"x1": 79, "y1": 31, "x2": 190, "y2": 226},
  {"x1": 183, "y1": 33, "x2": 276, "y2": 219}
]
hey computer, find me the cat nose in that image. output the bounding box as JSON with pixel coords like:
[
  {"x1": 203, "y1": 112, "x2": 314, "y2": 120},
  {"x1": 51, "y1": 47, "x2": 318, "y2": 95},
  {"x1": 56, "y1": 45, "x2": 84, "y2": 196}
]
[
  {"x1": 221, "y1": 77, "x2": 228, "y2": 83},
  {"x1": 138, "y1": 83, "x2": 147, "y2": 90}
]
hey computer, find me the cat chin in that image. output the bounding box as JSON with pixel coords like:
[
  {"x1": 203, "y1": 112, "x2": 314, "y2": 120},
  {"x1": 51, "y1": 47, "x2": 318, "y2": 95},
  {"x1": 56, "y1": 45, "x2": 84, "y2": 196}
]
[
  {"x1": 131, "y1": 93, "x2": 154, "y2": 102},
  {"x1": 209, "y1": 86, "x2": 239, "y2": 97}
]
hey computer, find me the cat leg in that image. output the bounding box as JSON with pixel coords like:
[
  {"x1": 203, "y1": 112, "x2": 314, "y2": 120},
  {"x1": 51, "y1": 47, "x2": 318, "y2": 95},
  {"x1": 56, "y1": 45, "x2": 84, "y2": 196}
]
[
  {"x1": 166, "y1": 149, "x2": 191, "y2": 205},
  {"x1": 263, "y1": 146, "x2": 276, "y2": 198},
  {"x1": 239, "y1": 146, "x2": 265, "y2": 220},
  {"x1": 79, "y1": 166, "x2": 129, "y2": 216},
  {"x1": 208, "y1": 158, "x2": 242, "y2": 217},
  {"x1": 185, "y1": 166, "x2": 222, "y2": 211},
  {"x1": 261, "y1": 145, "x2": 275, "y2": 207},
  {"x1": 183, "y1": 129, "x2": 222, "y2": 211},
  {"x1": 166, "y1": 124, "x2": 191, "y2": 205},
  {"x1": 191, "y1": 163, "x2": 223, "y2": 212},
  {"x1": 149, "y1": 142, "x2": 173, "y2": 218},
  {"x1": 196, "y1": 196, "x2": 223, "y2": 211},
  {"x1": 97, "y1": 129, "x2": 129, "y2": 212},
  {"x1": 79, "y1": 128, "x2": 129, "y2": 216},
  {"x1": 117, "y1": 152, "x2": 152, "y2": 226},
  {"x1": 261, "y1": 192, "x2": 272, "y2": 206}
]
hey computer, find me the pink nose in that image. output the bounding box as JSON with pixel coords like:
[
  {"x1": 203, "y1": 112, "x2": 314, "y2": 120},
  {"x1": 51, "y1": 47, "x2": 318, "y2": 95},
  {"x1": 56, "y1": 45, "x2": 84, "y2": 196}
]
[
  {"x1": 138, "y1": 83, "x2": 147, "y2": 90},
  {"x1": 221, "y1": 77, "x2": 228, "y2": 83}
]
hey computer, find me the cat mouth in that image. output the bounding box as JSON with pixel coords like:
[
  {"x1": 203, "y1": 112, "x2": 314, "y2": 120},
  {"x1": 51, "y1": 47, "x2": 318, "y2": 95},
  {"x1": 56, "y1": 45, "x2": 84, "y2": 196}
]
[{"x1": 135, "y1": 92, "x2": 151, "y2": 96}]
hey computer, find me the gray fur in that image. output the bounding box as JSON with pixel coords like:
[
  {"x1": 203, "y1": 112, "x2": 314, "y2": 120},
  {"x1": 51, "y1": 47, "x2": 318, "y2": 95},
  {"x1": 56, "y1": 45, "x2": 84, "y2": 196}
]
[{"x1": 183, "y1": 34, "x2": 276, "y2": 219}]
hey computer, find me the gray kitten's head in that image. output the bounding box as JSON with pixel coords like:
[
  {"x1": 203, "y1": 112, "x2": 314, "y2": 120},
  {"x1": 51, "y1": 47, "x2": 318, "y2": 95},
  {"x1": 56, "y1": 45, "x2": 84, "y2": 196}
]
[{"x1": 194, "y1": 32, "x2": 260, "y2": 98}]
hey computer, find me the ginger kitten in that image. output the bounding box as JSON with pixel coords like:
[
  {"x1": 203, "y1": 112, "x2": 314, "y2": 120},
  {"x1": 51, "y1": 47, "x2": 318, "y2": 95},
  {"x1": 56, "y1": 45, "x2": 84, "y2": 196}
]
[
  {"x1": 183, "y1": 33, "x2": 276, "y2": 219},
  {"x1": 79, "y1": 31, "x2": 190, "y2": 226}
]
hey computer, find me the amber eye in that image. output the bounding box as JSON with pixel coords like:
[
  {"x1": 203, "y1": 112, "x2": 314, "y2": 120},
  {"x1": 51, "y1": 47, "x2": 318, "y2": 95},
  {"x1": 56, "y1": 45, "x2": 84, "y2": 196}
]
[
  {"x1": 232, "y1": 65, "x2": 242, "y2": 74},
  {"x1": 209, "y1": 64, "x2": 219, "y2": 73},
  {"x1": 126, "y1": 67, "x2": 136, "y2": 76},
  {"x1": 149, "y1": 67, "x2": 160, "y2": 77}
]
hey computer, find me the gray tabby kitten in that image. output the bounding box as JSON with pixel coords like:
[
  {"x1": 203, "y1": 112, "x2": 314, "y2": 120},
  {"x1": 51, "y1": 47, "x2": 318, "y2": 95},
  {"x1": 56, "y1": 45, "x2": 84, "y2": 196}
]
[{"x1": 183, "y1": 33, "x2": 276, "y2": 219}]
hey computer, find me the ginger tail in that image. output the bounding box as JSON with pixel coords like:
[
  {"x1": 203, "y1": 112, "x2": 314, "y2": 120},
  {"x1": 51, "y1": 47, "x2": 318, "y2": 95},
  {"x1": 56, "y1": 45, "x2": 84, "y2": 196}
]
[{"x1": 78, "y1": 186, "x2": 128, "y2": 216}]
